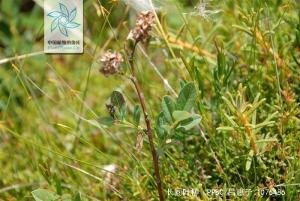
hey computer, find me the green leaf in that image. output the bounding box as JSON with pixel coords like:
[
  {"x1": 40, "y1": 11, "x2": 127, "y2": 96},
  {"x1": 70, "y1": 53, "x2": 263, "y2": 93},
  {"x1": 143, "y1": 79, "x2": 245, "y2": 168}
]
[
  {"x1": 245, "y1": 150, "x2": 254, "y2": 171},
  {"x1": 221, "y1": 96, "x2": 236, "y2": 114},
  {"x1": 177, "y1": 114, "x2": 202, "y2": 131},
  {"x1": 155, "y1": 112, "x2": 167, "y2": 137},
  {"x1": 257, "y1": 156, "x2": 267, "y2": 170},
  {"x1": 223, "y1": 112, "x2": 238, "y2": 128},
  {"x1": 176, "y1": 82, "x2": 197, "y2": 111},
  {"x1": 111, "y1": 90, "x2": 125, "y2": 109},
  {"x1": 217, "y1": 49, "x2": 226, "y2": 76},
  {"x1": 179, "y1": 80, "x2": 186, "y2": 89},
  {"x1": 162, "y1": 124, "x2": 172, "y2": 134},
  {"x1": 157, "y1": 147, "x2": 165, "y2": 157},
  {"x1": 54, "y1": 174, "x2": 62, "y2": 195},
  {"x1": 216, "y1": 126, "x2": 234, "y2": 131},
  {"x1": 173, "y1": 110, "x2": 192, "y2": 122},
  {"x1": 172, "y1": 111, "x2": 202, "y2": 131},
  {"x1": 161, "y1": 96, "x2": 175, "y2": 123},
  {"x1": 118, "y1": 105, "x2": 126, "y2": 121},
  {"x1": 98, "y1": 117, "x2": 114, "y2": 126},
  {"x1": 31, "y1": 189, "x2": 59, "y2": 201},
  {"x1": 73, "y1": 192, "x2": 82, "y2": 201},
  {"x1": 133, "y1": 105, "x2": 141, "y2": 126}
]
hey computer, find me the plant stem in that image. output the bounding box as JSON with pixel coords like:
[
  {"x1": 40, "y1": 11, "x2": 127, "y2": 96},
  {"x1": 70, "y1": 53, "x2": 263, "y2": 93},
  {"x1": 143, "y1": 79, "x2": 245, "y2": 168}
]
[{"x1": 128, "y1": 43, "x2": 164, "y2": 201}]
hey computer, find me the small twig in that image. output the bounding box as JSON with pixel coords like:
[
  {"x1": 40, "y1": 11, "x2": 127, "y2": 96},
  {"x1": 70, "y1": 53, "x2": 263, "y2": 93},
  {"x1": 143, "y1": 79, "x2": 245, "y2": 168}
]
[
  {"x1": 0, "y1": 182, "x2": 42, "y2": 194},
  {"x1": 198, "y1": 127, "x2": 224, "y2": 174},
  {"x1": 138, "y1": 44, "x2": 177, "y2": 97},
  {"x1": 265, "y1": 3, "x2": 282, "y2": 106},
  {"x1": 168, "y1": 36, "x2": 216, "y2": 59},
  {"x1": 128, "y1": 42, "x2": 164, "y2": 201},
  {"x1": 0, "y1": 51, "x2": 44, "y2": 65}
]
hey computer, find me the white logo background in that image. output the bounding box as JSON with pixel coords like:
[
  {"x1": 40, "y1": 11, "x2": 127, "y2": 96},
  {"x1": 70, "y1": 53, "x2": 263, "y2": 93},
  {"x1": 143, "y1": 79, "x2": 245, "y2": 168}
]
[{"x1": 44, "y1": 0, "x2": 83, "y2": 53}]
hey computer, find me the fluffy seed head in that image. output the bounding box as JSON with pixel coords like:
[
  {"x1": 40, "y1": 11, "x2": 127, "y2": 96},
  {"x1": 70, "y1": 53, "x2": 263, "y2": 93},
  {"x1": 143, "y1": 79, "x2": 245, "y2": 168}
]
[
  {"x1": 127, "y1": 11, "x2": 155, "y2": 43},
  {"x1": 100, "y1": 51, "x2": 123, "y2": 77},
  {"x1": 102, "y1": 164, "x2": 119, "y2": 190},
  {"x1": 188, "y1": 0, "x2": 221, "y2": 21}
]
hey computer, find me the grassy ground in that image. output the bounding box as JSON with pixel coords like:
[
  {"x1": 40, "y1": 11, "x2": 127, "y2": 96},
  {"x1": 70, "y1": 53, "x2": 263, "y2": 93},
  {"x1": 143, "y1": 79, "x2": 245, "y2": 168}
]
[{"x1": 0, "y1": 0, "x2": 300, "y2": 200}]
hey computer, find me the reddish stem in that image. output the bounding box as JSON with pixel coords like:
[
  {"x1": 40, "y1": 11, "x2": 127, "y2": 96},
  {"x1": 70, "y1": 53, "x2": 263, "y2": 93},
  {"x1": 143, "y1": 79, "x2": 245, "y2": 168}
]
[{"x1": 128, "y1": 43, "x2": 164, "y2": 201}]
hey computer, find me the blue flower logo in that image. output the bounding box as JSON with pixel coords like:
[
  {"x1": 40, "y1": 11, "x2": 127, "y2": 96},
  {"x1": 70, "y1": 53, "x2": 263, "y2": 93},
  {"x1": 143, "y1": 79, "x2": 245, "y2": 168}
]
[{"x1": 47, "y1": 3, "x2": 80, "y2": 37}]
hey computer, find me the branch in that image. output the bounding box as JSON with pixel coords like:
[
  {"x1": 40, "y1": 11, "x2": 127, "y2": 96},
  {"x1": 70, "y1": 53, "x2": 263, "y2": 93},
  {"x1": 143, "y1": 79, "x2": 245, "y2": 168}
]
[{"x1": 128, "y1": 43, "x2": 164, "y2": 201}]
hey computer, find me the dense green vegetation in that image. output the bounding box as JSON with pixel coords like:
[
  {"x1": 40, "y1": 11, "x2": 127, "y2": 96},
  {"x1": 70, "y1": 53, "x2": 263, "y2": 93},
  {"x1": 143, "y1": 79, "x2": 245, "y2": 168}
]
[{"x1": 0, "y1": 0, "x2": 299, "y2": 200}]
